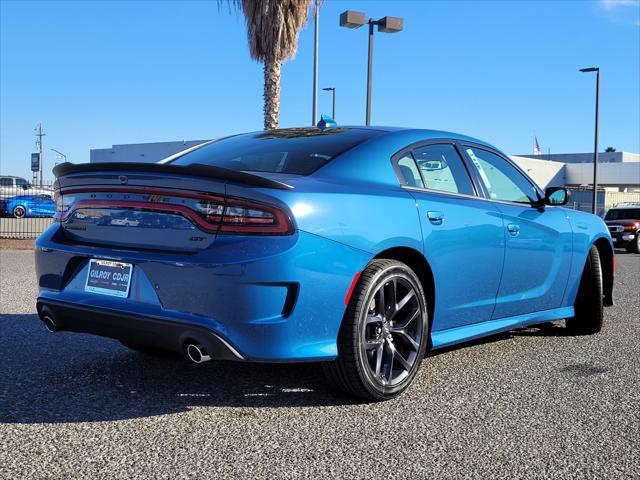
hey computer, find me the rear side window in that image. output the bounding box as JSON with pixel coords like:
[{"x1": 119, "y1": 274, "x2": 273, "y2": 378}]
[
  {"x1": 169, "y1": 128, "x2": 382, "y2": 175},
  {"x1": 397, "y1": 154, "x2": 424, "y2": 188},
  {"x1": 411, "y1": 144, "x2": 475, "y2": 195},
  {"x1": 465, "y1": 147, "x2": 538, "y2": 204}
]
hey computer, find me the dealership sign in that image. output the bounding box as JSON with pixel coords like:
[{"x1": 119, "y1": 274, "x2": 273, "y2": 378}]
[{"x1": 31, "y1": 153, "x2": 40, "y2": 172}]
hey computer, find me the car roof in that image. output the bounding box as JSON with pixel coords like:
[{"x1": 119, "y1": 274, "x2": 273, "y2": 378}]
[
  {"x1": 334, "y1": 126, "x2": 499, "y2": 150},
  {"x1": 610, "y1": 203, "x2": 640, "y2": 209}
]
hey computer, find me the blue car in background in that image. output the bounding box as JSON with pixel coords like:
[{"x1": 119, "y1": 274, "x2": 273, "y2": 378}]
[
  {"x1": 5, "y1": 194, "x2": 55, "y2": 218},
  {"x1": 35, "y1": 127, "x2": 614, "y2": 400}
]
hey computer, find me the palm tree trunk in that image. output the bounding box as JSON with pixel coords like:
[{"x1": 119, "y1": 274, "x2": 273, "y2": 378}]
[{"x1": 263, "y1": 56, "x2": 281, "y2": 130}]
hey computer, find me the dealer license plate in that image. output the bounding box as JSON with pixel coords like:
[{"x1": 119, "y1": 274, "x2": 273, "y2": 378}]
[{"x1": 85, "y1": 259, "x2": 132, "y2": 298}]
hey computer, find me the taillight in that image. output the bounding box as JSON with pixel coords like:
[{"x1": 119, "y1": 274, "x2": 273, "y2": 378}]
[
  {"x1": 58, "y1": 186, "x2": 294, "y2": 236},
  {"x1": 196, "y1": 197, "x2": 293, "y2": 235},
  {"x1": 53, "y1": 191, "x2": 74, "y2": 220}
]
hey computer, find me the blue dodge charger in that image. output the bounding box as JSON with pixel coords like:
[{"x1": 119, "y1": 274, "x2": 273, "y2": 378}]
[{"x1": 35, "y1": 126, "x2": 614, "y2": 400}]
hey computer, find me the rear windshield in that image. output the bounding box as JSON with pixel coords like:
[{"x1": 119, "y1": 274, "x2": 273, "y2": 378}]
[
  {"x1": 168, "y1": 128, "x2": 381, "y2": 175},
  {"x1": 605, "y1": 208, "x2": 640, "y2": 220}
]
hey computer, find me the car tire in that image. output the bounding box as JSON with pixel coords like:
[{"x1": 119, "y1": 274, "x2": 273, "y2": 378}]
[
  {"x1": 566, "y1": 246, "x2": 603, "y2": 335},
  {"x1": 119, "y1": 341, "x2": 176, "y2": 357},
  {"x1": 322, "y1": 259, "x2": 429, "y2": 401},
  {"x1": 13, "y1": 205, "x2": 26, "y2": 218},
  {"x1": 625, "y1": 235, "x2": 640, "y2": 254}
]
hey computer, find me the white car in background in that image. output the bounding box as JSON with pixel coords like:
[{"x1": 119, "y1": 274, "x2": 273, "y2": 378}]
[{"x1": 0, "y1": 176, "x2": 53, "y2": 199}]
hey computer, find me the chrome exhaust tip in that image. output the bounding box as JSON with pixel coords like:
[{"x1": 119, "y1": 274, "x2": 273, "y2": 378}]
[
  {"x1": 186, "y1": 344, "x2": 211, "y2": 364},
  {"x1": 42, "y1": 315, "x2": 57, "y2": 333}
]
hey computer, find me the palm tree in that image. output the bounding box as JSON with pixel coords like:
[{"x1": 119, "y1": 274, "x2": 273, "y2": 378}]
[{"x1": 229, "y1": 0, "x2": 314, "y2": 130}]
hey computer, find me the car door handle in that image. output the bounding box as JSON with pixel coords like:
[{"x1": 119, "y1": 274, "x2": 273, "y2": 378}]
[
  {"x1": 507, "y1": 223, "x2": 520, "y2": 236},
  {"x1": 427, "y1": 211, "x2": 444, "y2": 225}
]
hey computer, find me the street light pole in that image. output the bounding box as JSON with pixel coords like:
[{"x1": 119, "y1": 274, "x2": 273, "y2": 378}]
[
  {"x1": 340, "y1": 11, "x2": 403, "y2": 126},
  {"x1": 322, "y1": 87, "x2": 336, "y2": 119},
  {"x1": 366, "y1": 20, "x2": 374, "y2": 126},
  {"x1": 51, "y1": 148, "x2": 67, "y2": 165},
  {"x1": 312, "y1": 0, "x2": 319, "y2": 126},
  {"x1": 580, "y1": 67, "x2": 600, "y2": 215}
]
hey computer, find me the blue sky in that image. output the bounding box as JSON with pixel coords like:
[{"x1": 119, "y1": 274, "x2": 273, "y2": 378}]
[{"x1": 1, "y1": 0, "x2": 639, "y2": 181}]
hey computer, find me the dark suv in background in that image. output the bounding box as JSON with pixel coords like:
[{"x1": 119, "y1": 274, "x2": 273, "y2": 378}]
[{"x1": 605, "y1": 203, "x2": 640, "y2": 253}]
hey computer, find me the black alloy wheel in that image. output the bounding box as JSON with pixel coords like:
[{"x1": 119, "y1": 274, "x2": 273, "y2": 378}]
[{"x1": 323, "y1": 259, "x2": 429, "y2": 401}]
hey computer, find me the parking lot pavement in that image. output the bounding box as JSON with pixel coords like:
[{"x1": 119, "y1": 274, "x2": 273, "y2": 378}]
[{"x1": 0, "y1": 250, "x2": 638, "y2": 479}]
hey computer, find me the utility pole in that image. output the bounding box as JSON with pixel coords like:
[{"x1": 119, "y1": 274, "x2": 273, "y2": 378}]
[{"x1": 35, "y1": 123, "x2": 45, "y2": 186}]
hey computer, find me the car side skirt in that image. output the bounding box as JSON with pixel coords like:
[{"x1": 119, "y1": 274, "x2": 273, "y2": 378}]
[{"x1": 431, "y1": 306, "x2": 574, "y2": 349}]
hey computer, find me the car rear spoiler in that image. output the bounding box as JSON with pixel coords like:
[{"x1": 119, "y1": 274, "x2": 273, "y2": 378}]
[{"x1": 52, "y1": 162, "x2": 293, "y2": 190}]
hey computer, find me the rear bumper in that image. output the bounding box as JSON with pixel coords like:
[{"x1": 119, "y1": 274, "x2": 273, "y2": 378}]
[
  {"x1": 37, "y1": 298, "x2": 243, "y2": 360},
  {"x1": 34, "y1": 223, "x2": 371, "y2": 362},
  {"x1": 609, "y1": 231, "x2": 637, "y2": 246}
]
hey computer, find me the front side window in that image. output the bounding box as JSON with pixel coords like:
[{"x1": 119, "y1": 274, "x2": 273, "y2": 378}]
[
  {"x1": 412, "y1": 144, "x2": 475, "y2": 195},
  {"x1": 465, "y1": 147, "x2": 538, "y2": 204}
]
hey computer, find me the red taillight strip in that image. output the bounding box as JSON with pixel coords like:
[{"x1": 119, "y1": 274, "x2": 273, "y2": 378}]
[
  {"x1": 62, "y1": 194, "x2": 294, "y2": 235},
  {"x1": 65, "y1": 200, "x2": 220, "y2": 233}
]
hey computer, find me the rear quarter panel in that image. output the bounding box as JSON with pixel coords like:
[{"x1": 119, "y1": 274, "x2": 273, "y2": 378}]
[{"x1": 563, "y1": 208, "x2": 614, "y2": 306}]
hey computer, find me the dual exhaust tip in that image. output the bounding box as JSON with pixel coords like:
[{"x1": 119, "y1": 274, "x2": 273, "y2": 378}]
[
  {"x1": 42, "y1": 314, "x2": 58, "y2": 333},
  {"x1": 186, "y1": 343, "x2": 211, "y2": 364},
  {"x1": 41, "y1": 311, "x2": 211, "y2": 365}
]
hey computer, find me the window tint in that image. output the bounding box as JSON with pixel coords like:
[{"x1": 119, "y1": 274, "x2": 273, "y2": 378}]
[
  {"x1": 396, "y1": 154, "x2": 424, "y2": 188},
  {"x1": 412, "y1": 144, "x2": 475, "y2": 195},
  {"x1": 605, "y1": 208, "x2": 640, "y2": 220},
  {"x1": 169, "y1": 128, "x2": 383, "y2": 175},
  {"x1": 465, "y1": 147, "x2": 538, "y2": 204},
  {"x1": 0, "y1": 178, "x2": 13, "y2": 187}
]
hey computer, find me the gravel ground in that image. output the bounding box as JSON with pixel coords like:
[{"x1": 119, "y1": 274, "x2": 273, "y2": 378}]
[{"x1": 0, "y1": 250, "x2": 638, "y2": 479}]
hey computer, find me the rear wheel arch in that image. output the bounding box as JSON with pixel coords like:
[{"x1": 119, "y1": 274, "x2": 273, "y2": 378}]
[
  {"x1": 373, "y1": 246, "x2": 435, "y2": 341},
  {"x1": 592, "y1": 237, "x2": 614, "y2": 306}
]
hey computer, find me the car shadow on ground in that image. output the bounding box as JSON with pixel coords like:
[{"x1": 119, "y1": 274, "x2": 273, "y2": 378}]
[
  {"x1": 0, "y1": 314, "x2": 572, "y2": 425},
  {"x1": 0, "y1": 313, "x2": 366, "y2": 424}
]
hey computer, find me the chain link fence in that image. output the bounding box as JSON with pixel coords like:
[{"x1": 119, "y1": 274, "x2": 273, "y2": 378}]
[{"x1": 0, "y1": 182, "x2": 55, "y2": 239}]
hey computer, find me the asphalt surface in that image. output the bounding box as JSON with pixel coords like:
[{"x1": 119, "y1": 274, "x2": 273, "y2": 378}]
[{"x1": 0, "y1": 250, "x2": 638, "y2": 479}]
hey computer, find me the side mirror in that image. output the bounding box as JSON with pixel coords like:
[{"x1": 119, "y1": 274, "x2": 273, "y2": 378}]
[
  {"x1": 544, "y1": 186, "x2": 569, "y2": 206},
  {"x1": 21, "y1": 184, "x2": 28, "y2": 190}
]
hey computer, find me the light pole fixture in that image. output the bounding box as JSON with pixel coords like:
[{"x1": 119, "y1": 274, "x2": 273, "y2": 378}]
[
  {"x1": 51, "y1": 148, "x2": 67, "y2": 165},
  {"x1": 322, "y1": 87, "x2": 336, "y2": 119},
  {"x1": 580, "y1": 66, "x2": 600, "y2": 215},
  {"x1": 339, "y1": 10, "x2": 403, "y2": 126}
]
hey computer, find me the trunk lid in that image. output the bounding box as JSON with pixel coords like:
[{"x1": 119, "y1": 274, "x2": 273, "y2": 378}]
[{"x1": 53, "y1": 162, "x2": 293, "y2": 252}]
